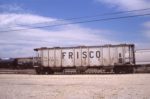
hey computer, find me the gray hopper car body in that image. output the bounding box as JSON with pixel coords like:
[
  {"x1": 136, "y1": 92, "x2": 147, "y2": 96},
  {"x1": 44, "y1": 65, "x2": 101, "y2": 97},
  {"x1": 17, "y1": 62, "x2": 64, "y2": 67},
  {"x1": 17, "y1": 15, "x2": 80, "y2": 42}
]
[{"x1": 34, "y1": 44, "x2": 135, "y2": 74}]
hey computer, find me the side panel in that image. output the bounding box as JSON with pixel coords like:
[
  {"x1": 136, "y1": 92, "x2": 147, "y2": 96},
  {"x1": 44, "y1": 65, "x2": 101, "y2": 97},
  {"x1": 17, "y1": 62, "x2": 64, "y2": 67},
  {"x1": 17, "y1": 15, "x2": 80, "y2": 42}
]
[
  {"x1": 74, "y1": 48, "x2": 81, "y2": 66},
  {"x1": 81, "y1": 48, "x2": 89, "y2": 66},
  {"x1": 62, "y1": 49, "x2": 74, "y2": 67},
  {"x1": 55, "y1": 49, "x2": 62, "y2": 67},
  {"x1": 42, "y1": 49, "x2": 49, "y2": 67},
  {"x1": 117, "y1": 46, "x2": 124, "y2": 64},
  {"x1": 102, "y1": 47, "x2": 110, "y2": 66},
  {"x1": 124, "y1": 46, "x2": 130, "y2": 63},
  {"x1": 110, "y1": 47, "x2": 118, "y2": 65},
  {"x1": 49, "y1": 49, "x2": 55, "y2": 67},
  {"x1": 38, "y1": 45, "x2": 134, "y2": 68},
  {"x1": 129, "y1": 46, "x2": 135, "y2": 64},
  {"x1": 89, "y1": 47, "x2": 102, "y2": 66}
]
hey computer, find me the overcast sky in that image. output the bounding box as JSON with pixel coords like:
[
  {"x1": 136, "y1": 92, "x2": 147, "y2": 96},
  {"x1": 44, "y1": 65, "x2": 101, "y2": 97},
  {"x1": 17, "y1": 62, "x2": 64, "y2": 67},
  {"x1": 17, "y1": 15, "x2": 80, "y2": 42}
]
[{"x1": 0, "y1": 0, "x2": 150, "y2": 58}]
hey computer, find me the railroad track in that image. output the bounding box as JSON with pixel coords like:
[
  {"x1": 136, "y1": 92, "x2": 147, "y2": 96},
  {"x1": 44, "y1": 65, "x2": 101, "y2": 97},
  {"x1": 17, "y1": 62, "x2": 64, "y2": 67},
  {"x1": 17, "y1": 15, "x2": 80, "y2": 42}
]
[
  {"x1": 0, "y1": 67, "x2": 149, "y2": 74},
  {"x1": 55, "y1": 69, "x2": 114, "y2": 75},
  {"x1": 0, "y1": 69, "x2": 36, "y2": 74}
]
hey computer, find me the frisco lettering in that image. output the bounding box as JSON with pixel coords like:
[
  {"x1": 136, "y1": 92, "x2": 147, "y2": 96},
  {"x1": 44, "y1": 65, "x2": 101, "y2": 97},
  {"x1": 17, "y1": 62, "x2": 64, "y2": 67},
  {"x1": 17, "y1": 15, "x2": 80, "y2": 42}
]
[{"x1": 62, "y1": 51, "x2": 101, "y2": 59}]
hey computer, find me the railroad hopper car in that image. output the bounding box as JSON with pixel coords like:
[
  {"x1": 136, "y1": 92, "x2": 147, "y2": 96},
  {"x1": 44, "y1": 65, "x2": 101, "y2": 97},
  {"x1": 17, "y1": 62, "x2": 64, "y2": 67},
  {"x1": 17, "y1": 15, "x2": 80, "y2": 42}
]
[
  {"x1": 0, "y1": 58, "x2": 17, "y2": 69},
  {"x1": 16, "y1": 57, "x2": 33, "y2": 69},
  {"x1": 33, "y1": 44, "x2": 135, "y2": 74}
]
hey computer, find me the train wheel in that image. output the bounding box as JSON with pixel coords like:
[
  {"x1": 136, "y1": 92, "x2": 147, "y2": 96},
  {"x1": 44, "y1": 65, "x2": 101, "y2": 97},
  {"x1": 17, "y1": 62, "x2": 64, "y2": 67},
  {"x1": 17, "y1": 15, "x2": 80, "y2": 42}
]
[
  {"x1": 114, "y1": 66, "x2": 134, "y2": 74},
  {"x1": 113, "y1": 68, "x2": 119, "y2": 74},
  {"x1": 42, "y1": 67, "x2": 54, "y2": 75},
  {"x1": 35, "y1": 67, "x2": 42, "y2": 74},
  {"x1": 48, "y1": 69, "x2": 54, "y2": 74},
  {"x1": 127, "y1": 66, "x2": 134, "y2": 73},
  {"x1": 76, "y1": 67, "x2": 87, "y2": 74}
]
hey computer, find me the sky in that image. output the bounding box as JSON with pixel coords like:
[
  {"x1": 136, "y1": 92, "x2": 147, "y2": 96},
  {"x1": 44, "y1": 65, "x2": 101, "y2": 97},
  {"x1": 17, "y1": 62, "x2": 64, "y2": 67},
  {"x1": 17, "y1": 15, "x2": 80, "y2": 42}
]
[{"x1": 0, "y1": 0, "x2": 150, "y2": 58}]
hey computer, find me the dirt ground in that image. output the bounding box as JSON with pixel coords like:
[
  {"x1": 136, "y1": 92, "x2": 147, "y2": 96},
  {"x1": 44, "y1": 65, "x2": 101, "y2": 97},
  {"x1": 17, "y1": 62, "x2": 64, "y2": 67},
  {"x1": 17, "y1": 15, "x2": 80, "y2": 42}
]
[{"x1": 0, "y1": 74, "x2": 150, "y2": 99}]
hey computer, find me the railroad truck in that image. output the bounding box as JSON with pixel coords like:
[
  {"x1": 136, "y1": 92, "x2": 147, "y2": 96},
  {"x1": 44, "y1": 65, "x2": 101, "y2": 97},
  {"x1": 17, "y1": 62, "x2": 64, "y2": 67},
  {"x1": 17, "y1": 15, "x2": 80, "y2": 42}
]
[{"x1": 33, "y1": 44, "x2": 135, "y2": 74}]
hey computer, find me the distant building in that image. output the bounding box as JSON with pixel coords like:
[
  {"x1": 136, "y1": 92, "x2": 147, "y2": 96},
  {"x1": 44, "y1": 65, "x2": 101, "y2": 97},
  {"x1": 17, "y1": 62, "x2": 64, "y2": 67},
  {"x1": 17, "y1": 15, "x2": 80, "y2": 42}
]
[{"x1": 135, "y1": 49, "x2": 150, "y2": 65}]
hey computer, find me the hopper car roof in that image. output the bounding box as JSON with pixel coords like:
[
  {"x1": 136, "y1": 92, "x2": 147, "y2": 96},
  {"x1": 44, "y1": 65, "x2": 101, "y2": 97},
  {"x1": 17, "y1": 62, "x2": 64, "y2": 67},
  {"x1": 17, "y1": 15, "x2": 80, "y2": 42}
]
[{"x1": 34, "y1": 44, "x2": 134, "y2": 51}]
